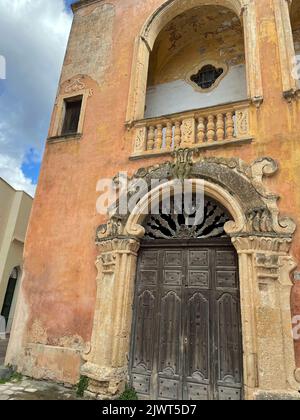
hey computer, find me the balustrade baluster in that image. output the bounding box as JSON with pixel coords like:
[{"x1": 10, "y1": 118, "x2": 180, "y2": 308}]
[
  {"x1": 174, "y1": 121, "x2": 181, "y2": 148},
  {"x1": 147, "y1": 126, "x2": 155, "y2": 150},
  {"x1": 216, "y1": 113, "x2": 225, "y2": 141},
  {"x1": 166, "y1": 122, "x2": 173, "y2": 149},
  {"x1": 207, "y1": 115, "x2": 216, "y2": 142},
  {"x1": 155, "y1": 124, "x2": 163, "y2": 150},
  {"x1": 226, "y1": 112, "x2": 234, "y2": 139},
  {"x1": 197, "y1": 117, "x2": 205, "y2": 144}
]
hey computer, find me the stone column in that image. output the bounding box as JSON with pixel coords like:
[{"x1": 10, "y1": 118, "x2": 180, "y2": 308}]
[
  {"x1": 232, "y1": 235, "x2": 300, "y2": 399},
  {"x1": 242, "y1": 1, "x2": 264, "y2": 105},
  {"x1": 232, "y1": 240, "x2": 258, "y2": 400},
  {"x1": 81, "y1": 237, "x2": 140, "y2": 399}
]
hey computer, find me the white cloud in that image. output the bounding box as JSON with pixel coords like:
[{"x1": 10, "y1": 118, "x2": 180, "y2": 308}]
[
  {"x1": 0, "y1": 154, "x2": 36, "y2": 197},
  {"x1": 0, "y1": 0, "x2": 72, "y2": 195}
]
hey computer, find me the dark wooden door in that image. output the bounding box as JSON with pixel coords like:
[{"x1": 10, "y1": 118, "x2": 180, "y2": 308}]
[{"x1": 130, "y1": 240, "x2": 243, "y2": 400}]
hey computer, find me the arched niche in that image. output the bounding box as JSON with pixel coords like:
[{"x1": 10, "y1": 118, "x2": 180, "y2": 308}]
[
  {"x1": 145, "y1": 5, "x2": 248, "y2": 118},
  {"x1": 126, "y1": 0, "x2": 263, "y2": 123}
]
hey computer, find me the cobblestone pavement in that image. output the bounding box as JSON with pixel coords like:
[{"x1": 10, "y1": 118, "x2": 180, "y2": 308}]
[{"x1": 0, "y1": 378, "x2": 83, "y2": 400}]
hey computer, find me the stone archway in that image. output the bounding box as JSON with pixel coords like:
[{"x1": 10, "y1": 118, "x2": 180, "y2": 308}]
[
  {"x1": 126, "y1": 0, "x2": 263, "y2": 123},
  {"x1": 81, "y1": 155, "x2": 300, "y2": 400}
]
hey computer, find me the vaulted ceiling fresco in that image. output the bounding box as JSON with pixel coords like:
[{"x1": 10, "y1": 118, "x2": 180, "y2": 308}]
[{"x1": 148, "y1": 5, "x2": 245, "y2": 86}]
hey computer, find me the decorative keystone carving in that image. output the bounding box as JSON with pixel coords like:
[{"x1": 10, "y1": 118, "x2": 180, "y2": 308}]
[{"x1": 171, "y1": 148, "x2": 193, "y2": 180}]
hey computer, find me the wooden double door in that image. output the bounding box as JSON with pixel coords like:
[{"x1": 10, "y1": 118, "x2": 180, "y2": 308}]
[{"x1": 129, "y1": 240, "x2": 243, "y2": 400}]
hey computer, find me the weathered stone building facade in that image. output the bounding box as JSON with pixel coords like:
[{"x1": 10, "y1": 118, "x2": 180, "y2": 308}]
[{"x1": 5, "y1": 0, "x2": 300, "y2": 399}]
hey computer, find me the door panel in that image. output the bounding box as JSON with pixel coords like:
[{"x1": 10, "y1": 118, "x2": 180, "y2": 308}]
[
  {"x1": 130, "y1": 243, "x2": 243, "y2": 400},
  {"x1": 184, "y1": 290, "x2": 210, "y2": 400},
  {"x1": 215, "y1": 292, "x2": 243, "y2": 399}
]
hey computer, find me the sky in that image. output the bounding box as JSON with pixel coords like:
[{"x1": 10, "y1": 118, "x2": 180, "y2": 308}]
[{"x1": 0, "y1": 0, "x2": 75, "y2": 196}]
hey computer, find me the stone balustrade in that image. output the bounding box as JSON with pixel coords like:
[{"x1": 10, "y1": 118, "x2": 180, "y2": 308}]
[{"x1": 131, "y1": 100, "x2": 253, "y2": 158}]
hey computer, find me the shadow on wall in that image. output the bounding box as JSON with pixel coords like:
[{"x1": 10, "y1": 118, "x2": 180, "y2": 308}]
[
  {"x1": 0, "y1": 315, "x2": 5, "y2": 340},
  {"x1": 1, "y1": 267, "x2": 20, "y2": 336}
]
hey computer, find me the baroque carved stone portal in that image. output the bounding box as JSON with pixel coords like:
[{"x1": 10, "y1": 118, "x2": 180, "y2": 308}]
[{"x1": 82, "y1": 155, "x2": 300, "y2": 400}]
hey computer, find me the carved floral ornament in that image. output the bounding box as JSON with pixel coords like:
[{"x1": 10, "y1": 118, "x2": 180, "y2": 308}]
[
  {"x1": 96, "y1": 153, "x2": 296, "y2": 248},
  {"x1": 62, "y1": 76, "x2": 93, "y2": 97}
]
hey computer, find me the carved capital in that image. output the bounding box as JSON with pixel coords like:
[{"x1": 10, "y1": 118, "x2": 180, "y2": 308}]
[
  {"x1": 97, "y1": 237, "x2": 140, "y2": 255},
  {"x1": 231, "y1": 235, "x2": 293, "y2": 254},
  {"x1": 95, "y1": 237, "x2": 140, "y2": 279}
]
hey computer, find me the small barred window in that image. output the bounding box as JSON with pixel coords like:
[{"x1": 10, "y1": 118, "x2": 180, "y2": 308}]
[{"x1": 191, "y1": 65, "x2": 224, "y2": 89}]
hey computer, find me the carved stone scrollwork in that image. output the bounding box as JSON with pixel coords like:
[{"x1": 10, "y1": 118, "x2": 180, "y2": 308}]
[
  {"x1": 235, "y1": 108, "x2": 249, "y2": 137},
  {"x1": 134, "y1": 126, "x2": 147, "y2": 154},
  {"x1": 64, "y1": 77, "x2": 86, "y2": 93},
  {"x1": 104, "y1": 155, "x2": 296, "y2": 239},
  {"x1": 63, "y1": 76, "x2": 94, "y2": 97},
  {"x1": 181, "y1": 118, "x2": 196, "y2": 146},
  {"x1": 96, "y1": 216, "x2": 125, "y2": 241}
]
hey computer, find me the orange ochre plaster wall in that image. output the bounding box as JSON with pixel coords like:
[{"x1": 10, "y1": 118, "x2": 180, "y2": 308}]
[{"x1": 6, "y1": 0, "x2": 300, "y2": 383}]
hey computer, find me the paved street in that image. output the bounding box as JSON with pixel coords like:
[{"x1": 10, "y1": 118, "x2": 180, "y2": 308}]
[{"x1": 0, "y1": 378, "x2": 81, "y2": 400}]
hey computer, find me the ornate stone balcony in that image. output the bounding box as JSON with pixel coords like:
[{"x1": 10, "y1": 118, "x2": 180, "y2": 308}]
[{"x1": 130, "y1": 100, "x2": 253, "y2": 159}]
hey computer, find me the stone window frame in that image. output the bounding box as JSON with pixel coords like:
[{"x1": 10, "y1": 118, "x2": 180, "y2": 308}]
[
  {"x1": 185, "y1": 59, "x2": 229, "y2": 93},
  {"x1": 125, "y1": 0, "x2": 264, "y2": 125},
  {"x1": 48, "y1": 88, "x2": 90, "y2": 142}
]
